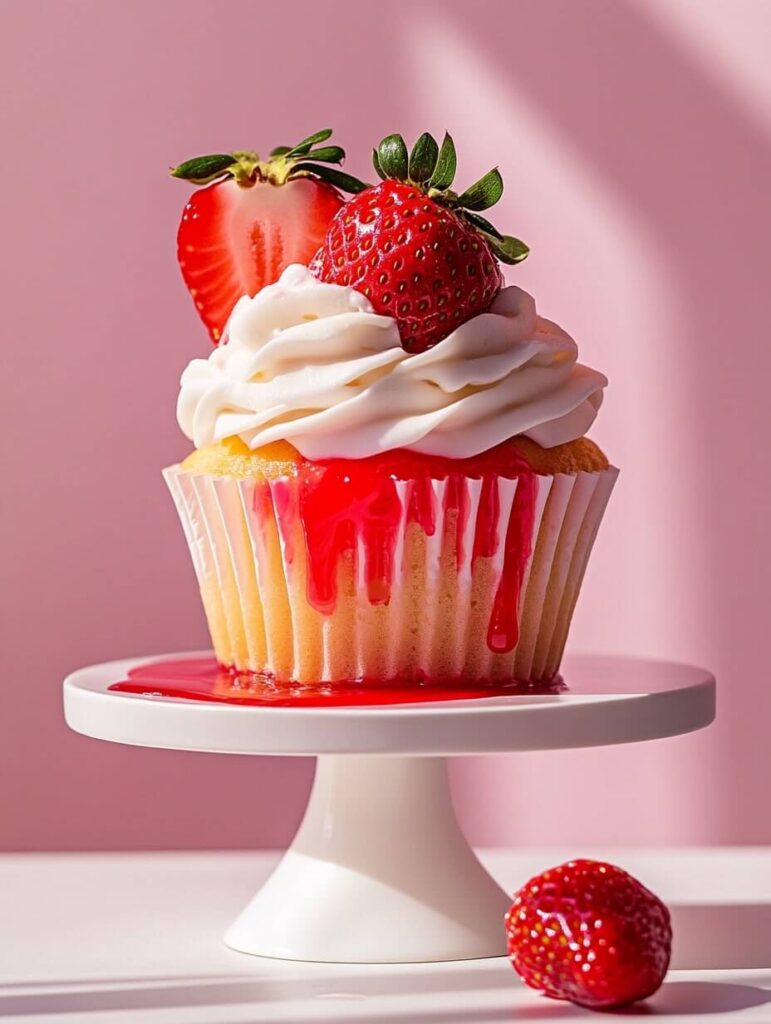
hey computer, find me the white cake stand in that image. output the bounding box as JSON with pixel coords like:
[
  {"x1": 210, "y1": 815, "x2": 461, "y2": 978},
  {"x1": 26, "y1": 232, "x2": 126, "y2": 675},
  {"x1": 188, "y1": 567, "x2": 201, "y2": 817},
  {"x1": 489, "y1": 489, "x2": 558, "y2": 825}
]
[{"x1": 63, "y1": 652, "x2": 714, "y2": 964}]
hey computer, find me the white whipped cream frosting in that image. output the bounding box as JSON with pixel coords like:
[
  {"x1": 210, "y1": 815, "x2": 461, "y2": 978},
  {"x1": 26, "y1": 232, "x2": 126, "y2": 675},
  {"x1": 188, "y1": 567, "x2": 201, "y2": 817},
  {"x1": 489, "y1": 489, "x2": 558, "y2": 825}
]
[{"x1": 177, "y1": 264, "x2": 606, "y2": 460}]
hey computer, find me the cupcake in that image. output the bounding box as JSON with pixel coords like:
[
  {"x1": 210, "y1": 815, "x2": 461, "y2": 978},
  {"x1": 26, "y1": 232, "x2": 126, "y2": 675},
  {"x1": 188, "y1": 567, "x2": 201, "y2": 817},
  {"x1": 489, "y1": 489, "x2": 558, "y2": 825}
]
[{"x1": 166, "y1": 130, "x2": 617, "y2": 689}]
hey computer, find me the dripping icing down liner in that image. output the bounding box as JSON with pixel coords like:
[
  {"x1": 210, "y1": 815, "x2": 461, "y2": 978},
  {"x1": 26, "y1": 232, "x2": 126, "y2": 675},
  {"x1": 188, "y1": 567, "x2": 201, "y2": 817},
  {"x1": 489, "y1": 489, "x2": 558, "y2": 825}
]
[{"x1": 163, "y1": 464, "x2": 618, "y2": 687}]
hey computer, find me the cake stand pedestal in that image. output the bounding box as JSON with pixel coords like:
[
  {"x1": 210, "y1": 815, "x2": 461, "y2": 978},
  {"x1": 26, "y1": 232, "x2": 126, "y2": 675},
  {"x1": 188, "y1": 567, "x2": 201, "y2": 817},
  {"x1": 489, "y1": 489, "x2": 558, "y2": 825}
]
[{"x1": 63, "y1": 653, "x2": 714, "y2": 964}]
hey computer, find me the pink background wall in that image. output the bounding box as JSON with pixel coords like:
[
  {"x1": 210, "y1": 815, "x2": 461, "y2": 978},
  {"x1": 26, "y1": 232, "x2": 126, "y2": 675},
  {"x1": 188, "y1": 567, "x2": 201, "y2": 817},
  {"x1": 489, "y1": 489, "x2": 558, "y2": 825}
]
[{"x1": 2, "y1": 0, "x2": 769, "y2": 850}]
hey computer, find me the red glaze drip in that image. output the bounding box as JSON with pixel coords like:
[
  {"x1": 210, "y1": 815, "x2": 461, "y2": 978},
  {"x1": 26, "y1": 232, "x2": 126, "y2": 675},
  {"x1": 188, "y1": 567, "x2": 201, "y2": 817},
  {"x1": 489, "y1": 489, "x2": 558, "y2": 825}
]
[
  {"x1": 109, "y1": 657, "x2": 564, "y2": 707},
  {"x1": 267, "y1": 442, "x2": 537, "y2": 654},
  {"x1": 473, "y1": 474, "x2": 499, "y2": 561},
  {"x1": 407, "y1": 476, "x2": 436, "y2": 535},
  {"x1": 488, "y1": 471, "x2": 537, "y2": 653},
  {"x1": 443, "y1": 472, "x2": 470, "y2": 569}
]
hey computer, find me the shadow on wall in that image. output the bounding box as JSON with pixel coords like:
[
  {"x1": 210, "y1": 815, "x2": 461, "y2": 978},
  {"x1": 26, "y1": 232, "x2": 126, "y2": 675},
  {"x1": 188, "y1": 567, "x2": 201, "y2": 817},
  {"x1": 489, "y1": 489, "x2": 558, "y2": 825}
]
[{"x1": 441, "y1": 0, "x2": 771, "y2": 844}]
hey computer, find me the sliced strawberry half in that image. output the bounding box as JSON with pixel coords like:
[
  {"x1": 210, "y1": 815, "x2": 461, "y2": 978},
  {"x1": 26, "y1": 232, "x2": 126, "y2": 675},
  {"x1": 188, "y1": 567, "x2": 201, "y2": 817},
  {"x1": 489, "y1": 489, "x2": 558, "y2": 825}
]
[
  {"x1": 177, "y1": 175, "x2": 343, "y2": 343},
  {"x1": 172, "y1": 131, "x2": 367, "y2": 343}
]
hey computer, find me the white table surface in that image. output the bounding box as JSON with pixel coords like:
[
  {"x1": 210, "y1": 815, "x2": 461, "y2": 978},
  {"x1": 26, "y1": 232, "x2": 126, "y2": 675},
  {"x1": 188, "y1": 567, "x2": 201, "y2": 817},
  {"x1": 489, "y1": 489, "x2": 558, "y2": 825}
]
[{"x1": 0, "y1": 848, "x2": 769, "y2": 1023}]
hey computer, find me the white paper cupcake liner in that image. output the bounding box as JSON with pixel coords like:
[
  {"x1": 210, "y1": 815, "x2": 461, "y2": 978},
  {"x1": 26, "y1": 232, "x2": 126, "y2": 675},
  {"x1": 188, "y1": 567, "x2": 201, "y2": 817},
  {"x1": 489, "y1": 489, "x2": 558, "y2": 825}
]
[{"x1": 163, "y1": 463, "x2": 618, "y2": 685}]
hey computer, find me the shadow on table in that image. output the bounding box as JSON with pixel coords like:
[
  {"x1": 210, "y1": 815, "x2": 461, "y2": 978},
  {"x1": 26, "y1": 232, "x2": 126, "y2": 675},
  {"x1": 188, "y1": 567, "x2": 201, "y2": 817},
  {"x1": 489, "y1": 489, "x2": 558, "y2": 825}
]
[
  {"x1": 0, "y1": 972, "x2": 769, "y2": 1020},
  {"x1": 0, "y1": 966, "x2": 509, "y2": 1018},
  {"x1": 670, "y1": 903, "x2": 771, "y2": 969},
  {"x1": 2, "y1": 901, "x2": 769, "y2": 1020},
  {"x1": 615, "y1": 981, "x2": 771, "y2": 1017}
]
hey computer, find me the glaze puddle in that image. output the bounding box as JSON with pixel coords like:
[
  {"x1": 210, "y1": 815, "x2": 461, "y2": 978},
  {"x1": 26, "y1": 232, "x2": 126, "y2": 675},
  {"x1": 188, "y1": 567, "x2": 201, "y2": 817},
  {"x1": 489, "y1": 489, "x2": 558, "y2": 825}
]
[{"x1": 110, "y1": 656, "x2": 565, "y2": 707}]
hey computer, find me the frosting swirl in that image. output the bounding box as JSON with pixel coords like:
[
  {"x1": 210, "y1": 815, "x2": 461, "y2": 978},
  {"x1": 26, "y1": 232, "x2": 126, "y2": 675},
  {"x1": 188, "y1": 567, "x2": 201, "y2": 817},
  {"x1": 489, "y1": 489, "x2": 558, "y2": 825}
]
[{"x1": 177, "y1": 264, "x2": 606, "y2": 460}]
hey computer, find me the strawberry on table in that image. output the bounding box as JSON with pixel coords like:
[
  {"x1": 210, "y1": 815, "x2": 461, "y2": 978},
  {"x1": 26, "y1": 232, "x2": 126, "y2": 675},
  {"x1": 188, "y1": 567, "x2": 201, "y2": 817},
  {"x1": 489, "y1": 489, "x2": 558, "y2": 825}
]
[
  {"x1": 505, "y1": 859, "x2": 672, "y2": 1010},
  {"x1": 311, "y1": 131, "x2": 529, "y2": 353},
  {"x1": 172, "y1": 130, "x2": 366, "y2": 343}
]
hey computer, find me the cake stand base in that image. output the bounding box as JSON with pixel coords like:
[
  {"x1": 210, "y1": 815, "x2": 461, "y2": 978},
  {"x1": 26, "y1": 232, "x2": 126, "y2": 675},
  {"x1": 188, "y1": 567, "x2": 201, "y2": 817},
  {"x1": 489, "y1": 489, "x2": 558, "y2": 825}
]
[
  {"x1": 64, "y1": 653, "x2": 715, "y2": 963},
  {"x1": 226, "y1": 755, "x2": 509, "y2": 962}
]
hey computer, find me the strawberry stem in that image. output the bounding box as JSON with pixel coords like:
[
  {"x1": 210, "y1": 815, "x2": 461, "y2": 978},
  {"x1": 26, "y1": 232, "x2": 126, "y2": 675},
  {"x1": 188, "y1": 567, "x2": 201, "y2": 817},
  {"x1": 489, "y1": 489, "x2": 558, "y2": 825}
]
[{"x1": 170, "y1": 129, "x2": 367, "y2": 194}]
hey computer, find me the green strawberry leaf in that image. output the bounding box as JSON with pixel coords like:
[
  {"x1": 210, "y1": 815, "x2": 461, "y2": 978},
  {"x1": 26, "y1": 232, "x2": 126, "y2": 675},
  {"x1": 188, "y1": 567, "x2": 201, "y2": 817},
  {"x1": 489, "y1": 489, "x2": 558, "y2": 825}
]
[
  {"x1": 457, "y1": 168, "x2": 504, "y2": 211},
  {"x1": 463, "y1": 210, "x2": 504, "y2": 241},
  {"x1": 170, "y1": 153, "x2": 238, "y2": 184},
  {"x1": 408, "y1": 132, "x2": 439, "y2": 184},
  {"x1": 372, "y1": 148, "x2": 388, "y2": 181},
  {"x1": 294, "y1": 162, "x2": 369, "y2": 193},
  {"x1": 305, "y1": 145, "x2": 345, "y2": 165},
  {"x1": 286, "y1": 128, "x2": 333, "y2": 157},
  {"x1": 429, "y1": 132, "x2": 457, "y2": 191},
  {"x1": 490, "y1": 234, "x2": 529, "y2": 264},
  {"x1": 378, "y1": 134, "x2": 409, "y2": 181}
]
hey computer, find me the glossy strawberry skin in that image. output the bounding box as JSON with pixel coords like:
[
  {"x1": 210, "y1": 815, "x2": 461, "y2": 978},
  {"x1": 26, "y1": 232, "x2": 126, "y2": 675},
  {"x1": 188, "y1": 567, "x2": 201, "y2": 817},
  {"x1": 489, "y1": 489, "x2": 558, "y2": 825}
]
[
  {"x1": 505, "y1": 860, "x2": 672, "y2": 1010},
  {"x1": 312, "y1": 180, "x2": 503, "y2": 353},
  {"x1": 178, "y1": 176, "x2": 343, "y2": 343}
]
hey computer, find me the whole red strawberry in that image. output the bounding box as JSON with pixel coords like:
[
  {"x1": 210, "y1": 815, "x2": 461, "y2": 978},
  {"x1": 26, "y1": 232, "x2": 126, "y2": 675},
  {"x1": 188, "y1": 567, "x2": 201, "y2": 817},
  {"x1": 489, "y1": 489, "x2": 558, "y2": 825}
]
[
  {"x1": 172, "y1": 130, "x2": 367, "y2": 342},
  {"x1": 312, "y1": 132, "x2": 528, "y2": 353},
  {"x1": 505, "y1": 859, "x2": 672, "y2": 1010}
]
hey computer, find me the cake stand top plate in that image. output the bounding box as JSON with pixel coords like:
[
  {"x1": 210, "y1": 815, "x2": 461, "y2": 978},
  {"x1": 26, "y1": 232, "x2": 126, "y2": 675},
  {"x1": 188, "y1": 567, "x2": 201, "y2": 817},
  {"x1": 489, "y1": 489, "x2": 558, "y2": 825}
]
[{"x1": 63, "y1": 652, "x2": 715, "y2": 756}]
